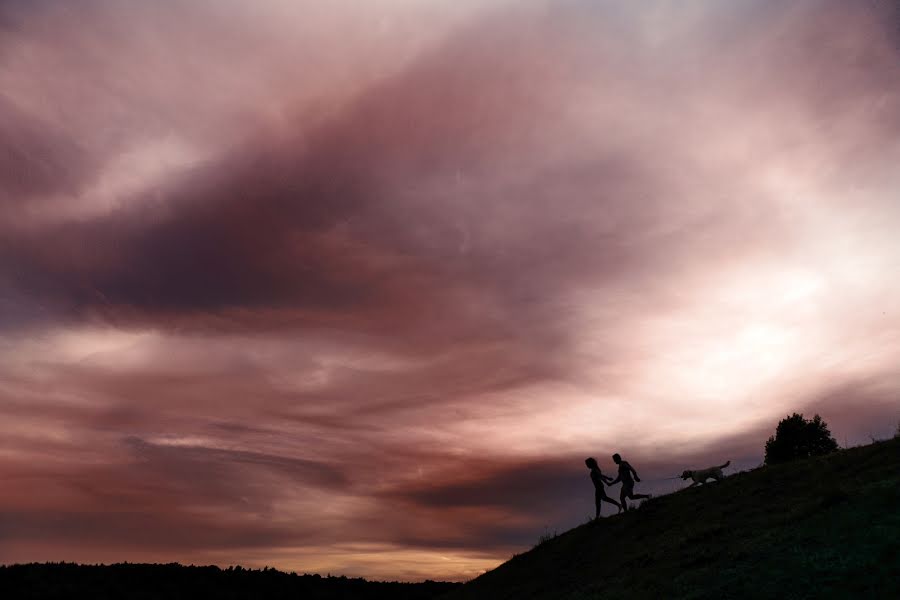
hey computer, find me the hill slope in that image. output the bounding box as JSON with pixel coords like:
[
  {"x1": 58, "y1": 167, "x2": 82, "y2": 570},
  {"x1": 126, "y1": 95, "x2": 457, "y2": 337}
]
[{"x1": 446, "y1": 437, "x2": 900, "y2": 600}]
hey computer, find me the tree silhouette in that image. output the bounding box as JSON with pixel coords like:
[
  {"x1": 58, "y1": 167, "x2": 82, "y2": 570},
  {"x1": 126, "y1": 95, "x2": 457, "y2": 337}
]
[{"x1": 764, "y1": 413, "x2": 839, "y2": 465}]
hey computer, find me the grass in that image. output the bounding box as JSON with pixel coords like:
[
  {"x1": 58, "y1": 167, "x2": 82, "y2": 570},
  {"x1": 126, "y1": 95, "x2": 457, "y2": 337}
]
[
  {"x1": 443, "y1": 437, "x2": 900, "y2": 600},
  {"x1": 535, "y1": 529, "x2": 560, "y2": 548}
]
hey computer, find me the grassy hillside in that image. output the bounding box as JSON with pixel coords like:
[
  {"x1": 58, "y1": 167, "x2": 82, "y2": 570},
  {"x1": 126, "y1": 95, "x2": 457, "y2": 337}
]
[{"x1": 445, "y1": 437, "x2": 900, "y2": 600}]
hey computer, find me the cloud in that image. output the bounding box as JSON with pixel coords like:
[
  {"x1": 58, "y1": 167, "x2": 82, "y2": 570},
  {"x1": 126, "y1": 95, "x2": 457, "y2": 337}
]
[{"x1": 0, "y1": 0, "x2": 898, "y2": 582}]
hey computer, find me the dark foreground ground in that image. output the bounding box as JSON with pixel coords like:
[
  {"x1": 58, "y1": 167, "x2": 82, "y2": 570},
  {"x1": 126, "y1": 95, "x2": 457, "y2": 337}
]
[
  {"x1": 445, "y1": 437, "x2": 900, "y2": 599},
  {"x1": 0, "y1": 563, "x2": 459, "y2": 599}
]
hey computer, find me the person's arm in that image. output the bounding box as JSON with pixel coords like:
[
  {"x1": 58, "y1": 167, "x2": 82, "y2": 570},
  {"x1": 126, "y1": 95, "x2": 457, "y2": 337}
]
[
  {"x1": 601, "y1": 474, "x2": 614, "y2": 484},
  {"x1": 630, "y1": 464, "x2": 641, "y2": 482},
  {"x1": 609, "y1": 473, "x2": 621, "y2": 485}
]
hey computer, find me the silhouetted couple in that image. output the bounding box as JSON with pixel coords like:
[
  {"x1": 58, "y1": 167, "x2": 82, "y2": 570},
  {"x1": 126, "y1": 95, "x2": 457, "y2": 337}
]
[{"x1": 585, "y1": 453, "x2": 650, "y2": 518}]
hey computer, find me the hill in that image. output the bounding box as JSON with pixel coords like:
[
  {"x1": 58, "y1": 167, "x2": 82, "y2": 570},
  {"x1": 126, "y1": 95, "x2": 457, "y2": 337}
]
[
  {"x1": 445, "y1": 437, "x2": 900, "y2": 599},
  {"x1": 0, "y1": 563, "x2": 459, "y2": 599}
]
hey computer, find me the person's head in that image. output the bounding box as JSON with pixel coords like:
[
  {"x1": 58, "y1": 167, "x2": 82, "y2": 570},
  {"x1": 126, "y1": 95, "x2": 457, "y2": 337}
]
[
  {"x1": 612, "y1": 453, "x2": 621, "y2": 464},
  {"x1": 585, "y1": 457, "x2": 598, "y2": 470}
]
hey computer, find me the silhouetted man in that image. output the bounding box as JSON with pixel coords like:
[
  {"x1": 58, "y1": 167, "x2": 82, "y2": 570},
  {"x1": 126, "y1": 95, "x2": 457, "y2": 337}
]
[
  {"x1": 609, "y1": 453, "x2": 650, "y2": 511},
  {"x1": 585, "y1": 457, "x2": 622, "y2": 518}
]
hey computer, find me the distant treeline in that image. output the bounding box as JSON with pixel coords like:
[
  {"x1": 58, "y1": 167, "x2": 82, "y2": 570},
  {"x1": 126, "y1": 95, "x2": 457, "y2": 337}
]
[{"x1": 0, "y1": 562, "x2": 461, "y2": 600}]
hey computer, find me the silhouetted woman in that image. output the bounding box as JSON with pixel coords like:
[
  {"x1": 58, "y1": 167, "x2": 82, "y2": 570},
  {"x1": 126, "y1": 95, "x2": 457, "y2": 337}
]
[{"x1": 585, "y1": 457, "x2": 622, "y2": 518}]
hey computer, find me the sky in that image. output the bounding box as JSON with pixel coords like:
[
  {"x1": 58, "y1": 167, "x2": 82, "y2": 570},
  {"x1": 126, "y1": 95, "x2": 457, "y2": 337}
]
[{"x1": 1, "y1": 0, "x2": 899, "y2": 583}]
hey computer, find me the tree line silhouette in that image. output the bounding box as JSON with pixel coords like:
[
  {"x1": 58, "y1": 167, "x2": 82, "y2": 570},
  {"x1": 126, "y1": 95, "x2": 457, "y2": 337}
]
[{"x1": 0, "y1": 563, "x2": 459, "y2": 600}]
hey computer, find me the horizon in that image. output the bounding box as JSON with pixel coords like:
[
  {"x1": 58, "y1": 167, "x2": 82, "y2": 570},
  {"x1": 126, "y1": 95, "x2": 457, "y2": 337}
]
[{"x1": 1, "y1": 0, "x2": 899, "y2": 583}]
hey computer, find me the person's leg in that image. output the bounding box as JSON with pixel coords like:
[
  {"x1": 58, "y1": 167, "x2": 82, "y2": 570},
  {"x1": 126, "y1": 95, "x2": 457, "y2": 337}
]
[
  {"x1": 594, "y1": 490, "x2": 602, "y2": 519},
  {"x1": 601, "y1": 495, "x2": 622, "y2": 512},
  {"x1": 619, "y1": 488, "x2": 629, "y2": 512},
  {"x1": 622, "y1": 481, "x2": 649, "y2": 501}
]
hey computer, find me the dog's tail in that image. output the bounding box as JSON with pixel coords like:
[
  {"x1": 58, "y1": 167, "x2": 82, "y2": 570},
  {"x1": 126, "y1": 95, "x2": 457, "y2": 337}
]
[{"x1": 718, "y1": 460, "x2": 731, "y2": 470}]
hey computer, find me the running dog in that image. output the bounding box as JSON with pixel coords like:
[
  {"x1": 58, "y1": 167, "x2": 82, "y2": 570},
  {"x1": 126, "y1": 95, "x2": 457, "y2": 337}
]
[{"x1": 680, "y1": 461, "x2": 730, "y2": 487}]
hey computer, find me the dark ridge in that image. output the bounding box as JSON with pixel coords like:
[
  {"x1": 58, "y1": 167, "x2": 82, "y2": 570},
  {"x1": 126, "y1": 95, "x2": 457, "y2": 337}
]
[{"x1": 0, "y1": 562, "x2": 460, "y2": 600}]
